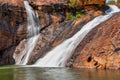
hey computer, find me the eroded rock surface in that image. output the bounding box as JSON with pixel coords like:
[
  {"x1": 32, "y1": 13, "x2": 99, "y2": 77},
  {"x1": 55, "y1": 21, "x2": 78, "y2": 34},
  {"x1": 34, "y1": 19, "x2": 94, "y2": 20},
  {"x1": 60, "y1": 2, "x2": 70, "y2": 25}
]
[
  {"x1": 2, "y1": 0, "x2": 120, "y2": 70},
  {"x1": 0, "y1": 4, "x2": 27, "y2": 65},
  {"x1": 72, "y1": 13, "x2": 120, "y2": 69}
]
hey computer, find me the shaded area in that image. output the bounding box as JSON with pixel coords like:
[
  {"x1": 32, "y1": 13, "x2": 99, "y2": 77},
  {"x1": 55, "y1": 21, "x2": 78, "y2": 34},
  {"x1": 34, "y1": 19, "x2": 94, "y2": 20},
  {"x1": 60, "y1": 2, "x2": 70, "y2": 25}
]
[{"x1": 0, "y1": 4, "x2": 27, "y2": 65}]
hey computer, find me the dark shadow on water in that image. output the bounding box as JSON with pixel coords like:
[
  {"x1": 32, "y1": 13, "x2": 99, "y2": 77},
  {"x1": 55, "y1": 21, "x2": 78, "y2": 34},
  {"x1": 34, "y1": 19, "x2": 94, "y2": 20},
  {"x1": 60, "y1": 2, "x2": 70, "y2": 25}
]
[{"x1": 0, "y1": 66, "x2": 120, "y2": 80}]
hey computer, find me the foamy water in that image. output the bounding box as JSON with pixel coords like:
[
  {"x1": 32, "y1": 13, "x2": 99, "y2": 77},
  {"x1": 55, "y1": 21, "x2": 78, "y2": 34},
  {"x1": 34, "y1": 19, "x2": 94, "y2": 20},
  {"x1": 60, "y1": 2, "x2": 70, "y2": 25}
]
[{"x1": 34, "y1": 5, "x2": 120, "y2": 67}]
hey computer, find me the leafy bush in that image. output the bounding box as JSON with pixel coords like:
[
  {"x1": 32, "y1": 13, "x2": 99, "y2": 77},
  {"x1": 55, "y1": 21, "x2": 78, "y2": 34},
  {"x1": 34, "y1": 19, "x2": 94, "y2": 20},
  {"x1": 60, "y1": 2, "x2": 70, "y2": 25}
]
[
  {"x1": 76, "y1": 13, "x2": 84, "y2": 18},
  {"x1": 66, "y1": 12, "x2": 84, "y2": 20},
  {"x1": 107, "y1": 0, "x2": 120, "y2": 4},
  {"x1": 68, "y1": 0, "x2": 77, "y2": 8}
]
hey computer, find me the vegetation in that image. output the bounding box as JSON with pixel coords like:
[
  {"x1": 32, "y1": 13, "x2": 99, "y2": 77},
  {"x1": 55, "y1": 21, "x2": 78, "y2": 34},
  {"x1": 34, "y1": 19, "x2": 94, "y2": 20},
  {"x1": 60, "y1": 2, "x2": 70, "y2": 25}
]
[
  {"x1": 68, "y1": 0, "x2": 77, "y2": 8},
  {"x1": 66, "y1": 12, "x2": 84, "y2": 20},
  {"x1": 76, "y1": 13, "x2": 84, "y2": 18},
  {"x1": 107, "y1": 0, "x2": 120, "y2": 4}
]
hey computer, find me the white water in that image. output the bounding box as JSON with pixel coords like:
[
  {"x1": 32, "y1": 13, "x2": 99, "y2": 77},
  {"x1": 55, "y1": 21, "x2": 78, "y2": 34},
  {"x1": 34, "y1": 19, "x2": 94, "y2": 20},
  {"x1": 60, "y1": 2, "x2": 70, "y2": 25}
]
[
  {"x1": 106, "y1": 0, "x2": 117, "y2": 3},
  {"x1": 14, "y1": 1, "x2": 40, "y2": 65},
  {"x1": 106, "y1": 0, "x2": 112, "y2": 3},
  {"x1": 35, "y1": 5, "x2": 120, "y2": 67}
]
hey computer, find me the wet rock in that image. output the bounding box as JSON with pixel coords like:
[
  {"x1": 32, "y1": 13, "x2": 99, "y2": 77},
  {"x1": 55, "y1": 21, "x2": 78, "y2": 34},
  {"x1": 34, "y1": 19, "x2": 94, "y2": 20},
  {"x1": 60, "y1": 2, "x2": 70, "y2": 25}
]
[
  {"x1": 72, "y1": 13, "x2": 120, "y2": 69},
  {"x1": 0, "y1": 46, "x2": 16, "y2": 65},
  {"x1": 13, "y1": 39, "x2": 27, "y2": 64},
  {"x1": 27, "y1": 10, "x2": 102, "y2": 64},
  {"x1": 0, "y1": 0, "x2": 108, "y2": 66}
]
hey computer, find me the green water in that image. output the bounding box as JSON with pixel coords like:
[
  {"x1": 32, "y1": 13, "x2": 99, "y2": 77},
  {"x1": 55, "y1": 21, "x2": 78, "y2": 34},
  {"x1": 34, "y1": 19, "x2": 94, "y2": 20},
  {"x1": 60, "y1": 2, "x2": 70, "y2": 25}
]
[{"x1": 0, "y1": 66, "x2": 120, "y2": 80}]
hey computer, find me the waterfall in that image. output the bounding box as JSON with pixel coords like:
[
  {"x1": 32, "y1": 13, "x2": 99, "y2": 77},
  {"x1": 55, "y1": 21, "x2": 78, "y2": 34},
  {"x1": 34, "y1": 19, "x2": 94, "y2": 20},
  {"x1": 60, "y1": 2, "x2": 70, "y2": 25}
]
[
  {"x1": 14, "y1": 1, "x2": 40, "y2": 65},
  {"x1": 106, "y1": 0, "x2": 112, "y2": 3},
  {"x1": 106, "y1": 0, "x2": 117, "y2": 3},
  {"x1": 34, "y1": 5, "x2": 120, "y2": 67}
]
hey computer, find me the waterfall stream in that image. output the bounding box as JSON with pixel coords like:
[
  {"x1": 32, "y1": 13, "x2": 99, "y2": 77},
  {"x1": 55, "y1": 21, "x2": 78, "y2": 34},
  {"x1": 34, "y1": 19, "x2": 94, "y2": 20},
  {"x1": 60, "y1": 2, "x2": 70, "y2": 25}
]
[
  {"x1": 34, "y1": 5, "x2": 120, "y2": 67},
  {"x1": 106, "y1": 0, "x2": 117, "y2": 3},
  {"x1": 14, "y1": 1, "x2": 40, "y2": 65}
]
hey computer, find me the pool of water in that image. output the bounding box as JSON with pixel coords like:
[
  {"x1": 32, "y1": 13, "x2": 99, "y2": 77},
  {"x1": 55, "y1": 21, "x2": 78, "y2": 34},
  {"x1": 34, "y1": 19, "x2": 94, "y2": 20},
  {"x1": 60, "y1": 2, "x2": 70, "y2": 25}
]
[{"x1": 0, "y1": 66, "x2": 120, "y2": 80}]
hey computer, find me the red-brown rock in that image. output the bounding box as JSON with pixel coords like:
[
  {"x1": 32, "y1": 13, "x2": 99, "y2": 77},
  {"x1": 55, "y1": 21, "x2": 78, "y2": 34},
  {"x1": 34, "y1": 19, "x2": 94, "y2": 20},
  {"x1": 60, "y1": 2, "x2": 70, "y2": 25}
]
[
  {"x1": 0, "y1": 0, "x2": 24, "y2": 6},
  {"x1": 0, "y1": 4, "x2": 27, "y2": 64},
  {"x1": 27, "y1": 10, "x2": 102, "y2": 64},
  {"x1": 72, "y1": 13, "x2": 120, "y2": 69},
  {"x1": 0, "y1": 5, "x2": 27, "y2": 50}
]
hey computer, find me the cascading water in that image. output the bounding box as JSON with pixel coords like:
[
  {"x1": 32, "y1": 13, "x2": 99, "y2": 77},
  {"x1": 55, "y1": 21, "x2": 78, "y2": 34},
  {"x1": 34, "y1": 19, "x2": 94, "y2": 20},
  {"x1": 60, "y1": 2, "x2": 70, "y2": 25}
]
[
  {"x1": 106, "y1": 0, "x2": 112, "y2": 3},
  {"x1": 13, "y1": 1, "x2": 40, "y2": 65},
  {"x1": 34, "y1": 5, "x2": 120, "y2": 67},
  {"x1": 106, "y1": 0, "x2": 117, "y2": 3}
]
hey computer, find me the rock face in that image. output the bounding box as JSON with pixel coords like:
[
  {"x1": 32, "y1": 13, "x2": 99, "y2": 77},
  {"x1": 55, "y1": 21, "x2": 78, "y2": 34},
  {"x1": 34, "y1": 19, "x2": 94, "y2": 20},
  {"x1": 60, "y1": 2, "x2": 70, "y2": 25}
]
[
  {"x1": 12, "y1": 0, "x2": 105, "y2": 65},
  {"x1": 72, "y1": 13, "x2": 120, "y2": 69},
  {"x1": 0, "y1": 4, "x2": 27, "y2": 65},
  {"x1": 0, "y1": 0, "x2": 106, "y2": 10},
  {"x1": 2, "y1": 0, "x2": 120, "y2": 70},
  {"x1": 28, "y1": 0, "x2": 105, "y2": 6},
  {"x1": 0, "y1": 0, "x2": 24, "y2": 6},
  {"x1": 26, "y1": 10, "x2": 103, "y2": 64},
  {"x1": 29, "y1": 0, "x2": 106, "y2": 13}
]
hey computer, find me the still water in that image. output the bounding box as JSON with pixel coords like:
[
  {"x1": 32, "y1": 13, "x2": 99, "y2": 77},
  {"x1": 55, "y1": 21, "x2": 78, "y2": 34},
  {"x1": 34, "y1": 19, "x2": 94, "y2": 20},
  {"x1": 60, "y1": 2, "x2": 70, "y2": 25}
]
[{"x1": 0, "y1": 66, "x2": 120, "y2": 80}]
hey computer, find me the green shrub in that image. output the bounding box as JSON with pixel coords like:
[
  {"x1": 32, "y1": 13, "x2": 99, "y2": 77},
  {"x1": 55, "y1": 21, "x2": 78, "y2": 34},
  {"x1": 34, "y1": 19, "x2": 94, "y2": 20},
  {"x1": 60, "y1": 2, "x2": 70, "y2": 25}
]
[
  {"x1": 107, "y1": 0, "x2": 120, "y2": 4},
  {"x1": 66, "y1": 12, "x2": 84, "y2": 20},
  {"x1": 66, "y1": 13, "x2": 74, "y2": 20},
  {"x1": 76, "y1": 13, "x2": 84, "y2": 18},
  {"x1": 68, "y1": 0, "x2": 77, "y2": 8},
  {"x1": 107, "y1": 1, "x2": 115, "y2": 4}
]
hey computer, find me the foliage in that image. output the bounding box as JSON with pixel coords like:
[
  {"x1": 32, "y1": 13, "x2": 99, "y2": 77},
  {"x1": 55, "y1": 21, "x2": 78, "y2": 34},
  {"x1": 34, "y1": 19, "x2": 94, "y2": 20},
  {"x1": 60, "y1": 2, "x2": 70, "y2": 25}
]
[
  {"x1": 107, "y1": 0, "x2": 120, "y2": 4},
  {"x1": 107, "y1": 1, "x2": 116, "y2": 4},
  {"x1": 66, "y1": 12, "x2": 84, "y2": 20},
  {"x1": 66, "y1": 13, "x2": 73, "y2": 20},
  {"x1": 76, "y1": 13, "x2": 84, "y2": 18},
  {"x1": 68, "y1": 0, "x2": 77, "y2": 8}
]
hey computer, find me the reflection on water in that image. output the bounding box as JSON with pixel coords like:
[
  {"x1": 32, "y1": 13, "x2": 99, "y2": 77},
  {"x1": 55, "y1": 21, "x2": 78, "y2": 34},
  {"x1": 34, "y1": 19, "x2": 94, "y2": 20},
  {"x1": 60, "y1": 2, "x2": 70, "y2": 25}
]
[{"x1": 0, "y1": 66, "x2": 120, "y2": 80}]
